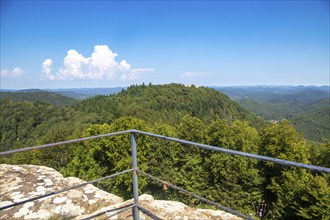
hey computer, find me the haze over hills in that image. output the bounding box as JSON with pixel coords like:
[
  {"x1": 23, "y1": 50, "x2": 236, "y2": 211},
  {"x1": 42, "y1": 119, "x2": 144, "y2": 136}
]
[
  {"x1": 0, "y1": 87, "x2": 124, "y2": 100},
  {"x1": 0, "y1": 83, "x2": 264, "y2": 149},
  {"x1": 1, "y1": 84, "x2": 328, "y2": 141},
  {"x1": 2, "y1": 85, "x2": 328, "y2": 102},
  {"x1": 213, "y1": 85, "x2": 330, "y2": 142},
  {"x1": 0, "y1": 91, "x2": 78, "y2": 107},
  {"x1": 212, "y1": 85, "x2": 329, "y2": 102}
]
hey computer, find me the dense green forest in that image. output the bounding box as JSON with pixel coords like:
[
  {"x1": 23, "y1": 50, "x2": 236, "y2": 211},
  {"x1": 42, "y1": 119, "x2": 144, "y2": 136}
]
[
  {"x1": 75, "y1": 84, "x2": 264, "y2": 127},
  {"x1": 0, "y1": 99, "x2": 98, "y2": 151},
  {"x1": 215, "y1": 86, "x2": 330, "y2": 142},
  {"x1": 0, "y1": 84, "x2": 329, "y2": 219},
  {"x1": 0, "y1": 91, "x2": 78, "y2": 107}
]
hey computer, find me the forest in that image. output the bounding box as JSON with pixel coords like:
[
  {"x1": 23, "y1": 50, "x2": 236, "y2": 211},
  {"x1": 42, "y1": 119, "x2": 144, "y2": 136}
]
[
  {"x1": 0, "y1": 83, "x2": 329, "y2": 219},
  {"x1": 215, "y1": 86, "x2": 330, "y2": 142}
]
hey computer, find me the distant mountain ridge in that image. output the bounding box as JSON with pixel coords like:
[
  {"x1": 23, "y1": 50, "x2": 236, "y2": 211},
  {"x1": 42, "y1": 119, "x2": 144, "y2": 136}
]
[
  {"x1": 46, "y1": 87, "x2": 124, "y2": 99},
  {"x1": 0, "y1": 91, "x2": 78, "y2": 107},
  {"x1": 213, "y1": 86, "x2": 329, "y2": 102},
  {"x1": 213, "y1": 85, "x2": 329, "y2": 142},
  {"x1": 1, "y1": 85, "x2": 328, "y2": 142},
  {"x1": 2, "y1": 85, "x2": 328, "y2": 101},
  {"x1": 1, "y1": 87, "x2": 125, "y2": 99}
]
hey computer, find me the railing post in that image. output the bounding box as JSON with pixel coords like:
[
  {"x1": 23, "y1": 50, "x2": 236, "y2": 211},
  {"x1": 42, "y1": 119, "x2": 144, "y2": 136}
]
[{"x1": 131, "y1": 132, "x2": 140, "y2": 220}]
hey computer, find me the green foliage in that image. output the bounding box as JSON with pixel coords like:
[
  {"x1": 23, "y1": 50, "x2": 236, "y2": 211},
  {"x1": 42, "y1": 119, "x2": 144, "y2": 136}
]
[
  {"x1": 291, "y1": 106, "x2": 330, "y2": 142},
  {"x1": 1, "y1": 84, "x2": 329, "y2": 219},
  {"x1": 266, "y1": 169, "x2": 330, "y2": 219},
  {"x1": 144, "y1": 124, "x2": 183, "y2": 201},
  {"x1": 0, "y1": 99, "x2": 97, "y2": 151},
  {"x1": 261, "y1": 120, "x2": 309, "y2": 163},
  {"x1": 216, "y1": 86, "x2": 329, "y2": 142},
  {"x1": 175, "y1": 115, "x2": 210, "y2": 204},
  {"x1": 204, "y1": 119, "x2": 263, "y2": 213},
  {"x1": 309, "y1": 139, "x2": 330, "y2": 168},
  {"x1": 62, "y1": 117, "x2": 152, "y2": 199},
  {"x1": 296, "y1": 174, "x2": 330, "y2": 219},
  {"x1": 260, "y1": 121, "x2": 330, "y2": 219},
  {"x1": 0, "y1": 91, "x2": 78, "y2": 106},
  {"x1": 75, "y1": 83, "x2": 264, "y2": 128}
]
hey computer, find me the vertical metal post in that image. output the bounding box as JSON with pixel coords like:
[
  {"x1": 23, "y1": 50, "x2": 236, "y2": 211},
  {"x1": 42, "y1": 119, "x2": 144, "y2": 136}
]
[{"x1": 131, "y1": 132, "x2": 140, "y2": 220}]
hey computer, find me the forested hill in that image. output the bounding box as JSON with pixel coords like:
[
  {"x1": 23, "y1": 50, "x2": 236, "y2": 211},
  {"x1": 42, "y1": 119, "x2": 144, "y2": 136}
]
[
  {"x1": 0, "y1": 91, "x2": 78, "y2": 107},
  {"x1": 0, "y1": 99, "x2": 98, "y2": 150},
  {"x1": 290, "y1": 97, "x2": 330, "y2": 141},
  {"x1": 75, "y1": 84, "x2": 264, "y2": 127},
  {"x1": 1, "y1": 83, "x2": 329, "y2": 219},
  {"x1": 213, "y1": 86, "x2": 329, "y2": 142}
]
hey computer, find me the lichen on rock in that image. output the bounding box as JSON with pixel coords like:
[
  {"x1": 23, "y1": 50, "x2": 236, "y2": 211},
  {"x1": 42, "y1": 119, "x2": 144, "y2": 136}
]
[
  {"x1": 0, "y1": 164, "x2": 122, "y2": 219},
  {"x1": 1, "y1": 164, "x2": 241, "y2": 220}
]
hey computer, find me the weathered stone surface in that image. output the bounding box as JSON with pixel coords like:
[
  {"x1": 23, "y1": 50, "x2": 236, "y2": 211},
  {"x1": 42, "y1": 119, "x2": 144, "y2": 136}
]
[
  {"x1": 0, "y1": 164, "x2": 123, "y2": 219},
  {"x1": 1, "y1": 164, "x2": 242, "y2": 220},
  {"x1": 79, "y1": 194, "x2": 242, "y2": 220}
]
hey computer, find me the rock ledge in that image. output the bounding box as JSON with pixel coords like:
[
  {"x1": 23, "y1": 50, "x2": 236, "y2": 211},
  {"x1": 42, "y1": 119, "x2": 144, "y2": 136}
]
[{"x1": 0, "y1": 164, "x2": 241, "y2": 220}]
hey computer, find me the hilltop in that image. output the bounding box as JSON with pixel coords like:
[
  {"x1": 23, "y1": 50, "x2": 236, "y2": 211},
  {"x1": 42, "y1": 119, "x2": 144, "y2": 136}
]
[
  {"x1": 1, "y1": 84, "x2": 328, "y2": 141},
  {"x1": 0, "y1": 87, "x2": 124, "y2": 100},
  {"x1": 1, "y1": 84, "x2": 265, "y2": 151},
  {"x1": 75, "y1": 83, "x2": 264, "y2": 127}
]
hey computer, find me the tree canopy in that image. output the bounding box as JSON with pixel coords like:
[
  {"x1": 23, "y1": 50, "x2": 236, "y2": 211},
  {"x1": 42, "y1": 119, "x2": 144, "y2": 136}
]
[{"x1": 1, "y1": 84, "x2": 329, "y2": 219}]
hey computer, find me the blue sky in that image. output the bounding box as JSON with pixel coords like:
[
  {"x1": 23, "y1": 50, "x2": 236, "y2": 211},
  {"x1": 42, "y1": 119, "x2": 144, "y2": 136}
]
[{"x1": 1, "y1": 1, "x2": 329, "y2": 89}]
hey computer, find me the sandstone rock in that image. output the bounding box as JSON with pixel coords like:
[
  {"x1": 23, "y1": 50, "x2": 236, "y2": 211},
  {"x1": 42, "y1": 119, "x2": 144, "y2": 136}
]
[
  {"x1": 1, "y1": 164, "x2": 242, "y2": 220},
  {"x1": 79, "y1": 194, "x2": 242, "y2": 220},
  {"x1": 0, "y1": 164, "x2": 123, "y2": 219},
  {"x1": 52, "y1": 196, "x2": 68, "y2": 204}
]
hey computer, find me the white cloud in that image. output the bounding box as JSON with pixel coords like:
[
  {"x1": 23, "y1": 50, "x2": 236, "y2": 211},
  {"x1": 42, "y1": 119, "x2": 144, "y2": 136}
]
[
  {"x1": 1, "y1": 67, "x2": 24, "y2": 77},
  {"x1": 181, "y1": 71, "x2": 213, "y2": 78},
  {"x1": 42, "y1": 59, "x2": 54, "y2": 80},
  {"x1": 42, "y1": 45, "x2": 153, "y2": 81}
]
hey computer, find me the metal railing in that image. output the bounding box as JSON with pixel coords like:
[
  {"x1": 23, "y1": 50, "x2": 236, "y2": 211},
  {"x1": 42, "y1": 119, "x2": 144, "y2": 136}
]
[{"x1": 1, "y1": 129, "x2": 329, "y2": 220}]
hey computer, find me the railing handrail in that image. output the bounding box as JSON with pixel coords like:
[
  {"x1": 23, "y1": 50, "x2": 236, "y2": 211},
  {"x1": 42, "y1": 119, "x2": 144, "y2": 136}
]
[
  {"x1": 1, "y1": 129, "x2": 329, "y2": 220},
  {"x1": 2, "y1": 129, "x2": 328, "y2": 173},
  {"x1": 0, "y1": 130, "x2": 133, "y2": 156},
  {"x1": 132, "y1": 129, "x2": 330, "y2": 173}
]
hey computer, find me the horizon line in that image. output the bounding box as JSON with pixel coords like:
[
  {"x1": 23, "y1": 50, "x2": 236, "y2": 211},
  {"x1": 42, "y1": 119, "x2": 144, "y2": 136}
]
[{"x1": 1, "y1": 83, "x2": 330, "y2": 91}]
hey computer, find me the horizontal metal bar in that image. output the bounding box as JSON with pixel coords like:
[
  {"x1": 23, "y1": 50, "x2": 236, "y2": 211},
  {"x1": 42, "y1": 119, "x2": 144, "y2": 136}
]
[
  {"x1": 81, "y1": 203, "x2": 135, "y2": 220},
  {"x1": 2, "y1": 129, "x2": 328, "y2": 173},
  {"x1": 101, "y1": 204, "x2": 135, "y2": 220},
  {"x1": 133, "y1": 130, "x2": 330, "y2": 173},
  {"x1": 0, "y1": 130, "x2": 133, "y2": 156},
  {"x1": 137, "y1": 169, "x2": 254, "y2": 220},
  {"x1": 0, "y1": 169, "x2": 133, "y2": 211},
  {"x1": 137, "y1": 204, "x2": 162, "y2": 220}
]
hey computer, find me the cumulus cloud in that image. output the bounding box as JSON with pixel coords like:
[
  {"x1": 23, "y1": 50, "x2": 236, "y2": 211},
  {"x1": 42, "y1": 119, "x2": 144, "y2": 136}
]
[
  {"x1": 42, "y1": 45, "x2": 153, "y2": 81},
  {"x1": 42, "y1": 59, "x2": 54, "y2": 80},
  {"x1": 1, "y1": 67, "x2": 24, "y2": 77}
]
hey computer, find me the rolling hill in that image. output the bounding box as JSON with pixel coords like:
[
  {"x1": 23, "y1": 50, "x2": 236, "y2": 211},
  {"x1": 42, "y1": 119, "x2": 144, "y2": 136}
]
[
  {"x1": 213, "y1": 86, "x2": 329, "y2": 142},
  {"x1": 45, "y1": 87, "x2": 124, "y2": 99},
  {"x1": 75, "y1": 83, "x2": 265, "y2": 127},
  {"x1": 0, "y1": 90, "x2": 78, "y2": 107},
  {"x1": 1, "y1": 84, "x2": 328, "y2": 219},
  {"x1": 290, "y1": 97, "x2": 330, "y2": 141}
]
